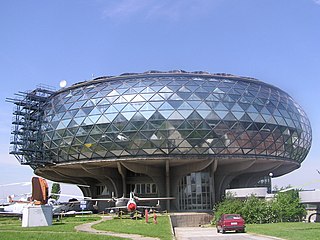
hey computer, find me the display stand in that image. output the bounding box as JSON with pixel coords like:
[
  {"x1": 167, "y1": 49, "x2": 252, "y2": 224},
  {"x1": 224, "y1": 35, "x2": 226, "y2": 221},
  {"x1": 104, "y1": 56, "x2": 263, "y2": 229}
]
[{"x1": 22, "y1": 205, "x2": 53, "y2": 227}]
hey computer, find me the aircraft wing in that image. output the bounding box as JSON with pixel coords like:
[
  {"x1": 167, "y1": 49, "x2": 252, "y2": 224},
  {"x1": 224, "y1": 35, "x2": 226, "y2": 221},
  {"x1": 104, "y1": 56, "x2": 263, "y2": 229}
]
[
  {"x1": 135, "y1": 196, "x2": 175, "y2": 201},
  {"x1": 105, "y1": 205, "x2": 160, "y2": 213},
  {"x1": 85, "y1": 198, "x2": 118, "y2": 202},
  {"x1": 105, "y1": 206, "x2": 129, "y2": 213},
  {"x1": 136, "y1": 205, "x2": 160, "y2": 210},
  {"x1": 0, "y1": 212, "x2": 22, "y2": 217},
  {"x1": 50, "y1": 193, "x2": 116, "y2": 202},
  {"x1": 107, "y1": 206, "x2": 128, "y2": 210}
]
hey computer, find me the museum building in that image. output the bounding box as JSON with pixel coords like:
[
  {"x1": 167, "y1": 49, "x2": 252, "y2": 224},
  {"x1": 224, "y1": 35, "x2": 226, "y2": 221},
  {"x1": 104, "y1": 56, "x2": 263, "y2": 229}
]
[{"x1": 8, "y1": 70, "x2": 312, "y2": 211}]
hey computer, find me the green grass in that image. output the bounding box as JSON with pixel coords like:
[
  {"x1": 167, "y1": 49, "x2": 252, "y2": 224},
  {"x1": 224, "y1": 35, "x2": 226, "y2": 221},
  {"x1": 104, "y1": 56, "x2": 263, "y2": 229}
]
[
  {"x1": 94, "y1": 214, "x2": 173, "y2": 240},
  {"x1": 247, "y1": 222, "x2": 320, "y2": 240},
  {"x1": 0, "y1": 216, "x2": 124, "y2": 240}
]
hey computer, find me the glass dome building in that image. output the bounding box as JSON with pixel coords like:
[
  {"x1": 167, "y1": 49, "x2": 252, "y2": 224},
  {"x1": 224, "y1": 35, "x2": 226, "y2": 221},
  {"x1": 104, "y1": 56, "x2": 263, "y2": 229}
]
[{"x1": 8, "y1": 70, "x2": 312, "y2": 211}]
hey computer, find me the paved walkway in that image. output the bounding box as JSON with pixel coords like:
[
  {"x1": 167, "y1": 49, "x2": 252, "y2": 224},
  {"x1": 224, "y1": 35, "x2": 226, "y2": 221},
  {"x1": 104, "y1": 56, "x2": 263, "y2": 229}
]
[
  {"x1": 175, "y1": 227, "x2": 283, "y2": 240},
  {"x1": 75, "y1": 216, "x2": 159, "y2": 240},
  {"x1": 75, "y1": 216, "x2": 282, "y2": 240}
]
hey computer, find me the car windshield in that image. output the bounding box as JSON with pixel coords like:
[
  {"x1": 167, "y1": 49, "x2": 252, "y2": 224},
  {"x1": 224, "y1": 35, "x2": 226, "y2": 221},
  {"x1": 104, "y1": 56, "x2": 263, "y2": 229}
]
[{"x1": 225, "y1": 215, "x2": 241, "y2": 220}]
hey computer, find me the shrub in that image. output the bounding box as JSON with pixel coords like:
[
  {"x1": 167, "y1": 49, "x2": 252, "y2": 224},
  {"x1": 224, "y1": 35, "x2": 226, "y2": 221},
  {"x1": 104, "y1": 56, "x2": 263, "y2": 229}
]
[{"x1": 213, "y1": 189, "x2": 306, "y2": 224}]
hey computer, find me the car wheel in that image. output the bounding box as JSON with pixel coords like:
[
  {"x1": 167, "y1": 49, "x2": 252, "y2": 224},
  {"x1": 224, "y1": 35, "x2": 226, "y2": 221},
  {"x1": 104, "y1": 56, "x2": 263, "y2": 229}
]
[
  {"x1": 216, "y1": 228, "x2": 219, "y2": 233},
  {"x1": 222, "y1": 229, "x2": 225, "y2": 234}
]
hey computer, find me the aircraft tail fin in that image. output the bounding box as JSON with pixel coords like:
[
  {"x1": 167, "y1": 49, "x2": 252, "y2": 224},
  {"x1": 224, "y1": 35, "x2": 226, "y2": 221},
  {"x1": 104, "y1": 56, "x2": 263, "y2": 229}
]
[{"x1": 31, "y1": 177, "x2": 48, "y2": 205}]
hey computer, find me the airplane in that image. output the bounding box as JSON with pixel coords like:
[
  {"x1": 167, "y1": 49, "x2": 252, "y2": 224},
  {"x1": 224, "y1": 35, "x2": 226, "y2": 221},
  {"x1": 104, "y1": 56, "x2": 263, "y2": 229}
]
[
  {"x1": 95, "y1": 192, "x2": 174, "y2": 217},
  {"x1": 52, "y1": 191, "x2": 175, "y2": 218},
  {"x1": 1, "y1": 177, "x2": 174, "y2": 218},
  {"x1": 0, "y1": 177, "x2": 90, "y2": 217},
  {"x1": 0, "y1": 195, "x2": 31, "y2": 217},
  {"x1": 0, "y1": 177, "x2": 47, "y2": 217},
  {"x1": 0, "y1": 182, "x2": 32, "y2": 209}
]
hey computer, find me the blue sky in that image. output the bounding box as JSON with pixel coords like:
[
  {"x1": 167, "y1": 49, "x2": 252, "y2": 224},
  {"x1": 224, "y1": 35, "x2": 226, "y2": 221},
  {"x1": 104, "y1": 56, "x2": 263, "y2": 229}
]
[{"x1": 1, "y1": 0, "x2": 320, "y2": 198}]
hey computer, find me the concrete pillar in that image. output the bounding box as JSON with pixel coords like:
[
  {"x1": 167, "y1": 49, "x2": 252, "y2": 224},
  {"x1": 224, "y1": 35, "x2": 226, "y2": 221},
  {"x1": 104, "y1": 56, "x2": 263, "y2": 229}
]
[
  {"x1": 79, "y1": 165, "x2": 122, "y2": 198},
  {"x1": 166, "y1": 160, "x2": 170, "y2": 210},
  {"x1": 117, "y1": 162, "x2": 127, "y2": 197},
  {"x1": 214, "y1": 159, "x2": 255, "y2": 202},
  {"x1": 315, "y1": 205, "x2": 320, "y2": 222},
  {"x1": 120, "y1": 162, "x2": 166, "y2": 198},
  {"x1": 210, "y1": 160, "x2": 217, "y2": 207}
]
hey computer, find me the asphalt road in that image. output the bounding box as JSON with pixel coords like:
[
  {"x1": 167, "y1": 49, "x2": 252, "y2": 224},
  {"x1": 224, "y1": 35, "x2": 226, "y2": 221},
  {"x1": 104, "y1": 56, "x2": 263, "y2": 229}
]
[{"x1": 174, "y1": 227, "x2": 282, "y2": 240}]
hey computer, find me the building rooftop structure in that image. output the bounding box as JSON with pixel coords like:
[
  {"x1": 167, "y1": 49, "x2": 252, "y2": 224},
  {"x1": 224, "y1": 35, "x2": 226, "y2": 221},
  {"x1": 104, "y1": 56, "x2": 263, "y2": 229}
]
[{"x1": 7, "y1": 70, "x2": 312, "y2": 211}]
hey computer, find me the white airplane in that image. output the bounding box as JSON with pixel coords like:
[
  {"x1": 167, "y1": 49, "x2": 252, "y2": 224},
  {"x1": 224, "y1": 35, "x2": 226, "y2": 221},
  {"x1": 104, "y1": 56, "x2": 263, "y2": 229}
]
[
  {"x1": 0, "y1": 182, "x2": 34, "y2": 216},
  {"x1": 0, "y1": 194, "x2": 32, "y2": 216},
  {"x1": 52, "y1": 191, "x2": 174, "y2": 217},
  {"x1": 0, "y1": 177, "x2": 78, "y2": 217},
  {"x1": 98, "y1": 192, "x2": 174, "y2": 217}
]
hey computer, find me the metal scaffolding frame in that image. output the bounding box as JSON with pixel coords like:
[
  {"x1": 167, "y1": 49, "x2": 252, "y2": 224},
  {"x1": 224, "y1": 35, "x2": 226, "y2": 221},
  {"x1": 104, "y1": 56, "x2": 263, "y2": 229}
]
[{"x1": 7, "y1": 87, "x2": 54, "y2": 167}]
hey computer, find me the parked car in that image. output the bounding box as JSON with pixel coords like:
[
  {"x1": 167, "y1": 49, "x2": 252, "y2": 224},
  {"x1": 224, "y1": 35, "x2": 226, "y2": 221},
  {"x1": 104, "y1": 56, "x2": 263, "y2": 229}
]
[{"x1": 216, "y1": 214, "x2": 245, "y2": 234}]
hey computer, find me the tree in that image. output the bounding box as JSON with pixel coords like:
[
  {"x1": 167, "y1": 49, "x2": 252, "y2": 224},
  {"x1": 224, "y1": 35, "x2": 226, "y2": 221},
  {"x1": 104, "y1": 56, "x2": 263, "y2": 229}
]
[
  {"x1": 272, "y1": 189, "x2": 306, "y2": 222},
  {"x1": 241, "y1": 195, "x2": 270, "y2": 224},
  {"x1": 50, "y1": 183, "x2": 61, "y2": 201},
  {"x1": 213, "y1": 189, "x2": 306, "y2": 224}
]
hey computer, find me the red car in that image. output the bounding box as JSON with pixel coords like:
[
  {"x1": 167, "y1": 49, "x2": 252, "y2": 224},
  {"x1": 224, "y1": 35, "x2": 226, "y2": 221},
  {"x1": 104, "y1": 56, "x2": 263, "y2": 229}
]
[{"x1": 216, "y1": 214, "x2": 245, "y2": 234}]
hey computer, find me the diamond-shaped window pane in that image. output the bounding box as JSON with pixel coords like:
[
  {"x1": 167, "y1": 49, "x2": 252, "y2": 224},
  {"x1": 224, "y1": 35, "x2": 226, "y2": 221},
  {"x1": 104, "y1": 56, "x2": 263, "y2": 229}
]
[
  {"x1": 168, "y1": 111, "x2": 184, "y2": 120},
  {"x1": 140, "y1": 103, "x2": 156, "y2": 111},
  {"x1": 177, "y1": 110, "x2": 193, "y2": 118},
  {"x1": 140, "y1": 111, "x2": 154, "y2": 120},
  {"x1": 159, "y1": 110, "x2": 174, "y2": 118},
  {"x1": 159, "y1": 102, "x2": 174, "y2": 110}
]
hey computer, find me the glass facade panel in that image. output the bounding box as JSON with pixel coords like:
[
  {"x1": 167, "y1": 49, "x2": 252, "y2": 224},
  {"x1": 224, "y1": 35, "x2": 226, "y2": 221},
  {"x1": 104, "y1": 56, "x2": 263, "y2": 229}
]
[
  {"x1": 9, "y1": 72, "x2": 312, "y2": 166},
  {"x1": 178, "y1": 172, "x2": 212, "y2": 210}
]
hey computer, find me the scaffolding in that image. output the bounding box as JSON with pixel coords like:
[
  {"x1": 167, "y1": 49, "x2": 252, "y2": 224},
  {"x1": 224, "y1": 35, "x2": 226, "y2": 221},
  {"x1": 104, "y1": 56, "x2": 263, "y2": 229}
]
[{"x1": 7, "y1": 87, "x2": 55, "y2": 167}]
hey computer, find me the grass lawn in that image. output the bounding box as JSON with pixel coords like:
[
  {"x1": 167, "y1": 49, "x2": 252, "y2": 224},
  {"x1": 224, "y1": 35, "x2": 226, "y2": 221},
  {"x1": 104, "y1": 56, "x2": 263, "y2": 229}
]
[
  {"x1": 0, "y1": 216, "x2": 124, "y2": 240},
  {"x1": 247, "y1": 222, "x2": 320, "y2": 240},
  {"x1": 94, "y1": 214, "x2": 173, "y2": 240}
]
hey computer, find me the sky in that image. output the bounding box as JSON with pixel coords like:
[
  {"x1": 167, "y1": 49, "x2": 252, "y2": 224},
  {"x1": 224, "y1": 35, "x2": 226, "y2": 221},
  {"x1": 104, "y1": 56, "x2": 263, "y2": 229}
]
[{"x1": 0, "y1": 0, "x2": 320, "y2": 200}]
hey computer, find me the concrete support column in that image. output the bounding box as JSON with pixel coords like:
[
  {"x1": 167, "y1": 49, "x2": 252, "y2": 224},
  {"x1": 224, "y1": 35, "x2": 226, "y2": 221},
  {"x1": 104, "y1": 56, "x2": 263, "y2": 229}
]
[
  {"x1": 314, "y1": 205, "x2": 320, "y2": 222},
  {"x1": 79, "y1": 165, "x2": 121, "y2": 198},
  {"x1": 210, "y1": 160, "x2": 218, "y2": 206},
  {"x1": 117, "y1": 162, "x2": 127, "y2": 197},
  {"x1": 120, "y1": 162, "x2": 166, "y2": 198},
  {"x1": 78, "y1": 185, "x2": 91, "y2": 198},
  {"x1": 166, "y1": 160, "x2": 170, "y2": 210},
  {"x1": 214, "y1": 159, "x2": 256, "y2": 202}
]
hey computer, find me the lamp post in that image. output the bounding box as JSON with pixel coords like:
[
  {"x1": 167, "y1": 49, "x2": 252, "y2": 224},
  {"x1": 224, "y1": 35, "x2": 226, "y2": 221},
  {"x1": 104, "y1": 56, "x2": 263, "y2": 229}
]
[{"x1": 269, "y1": 172, "x2": 273, "y2": 194}]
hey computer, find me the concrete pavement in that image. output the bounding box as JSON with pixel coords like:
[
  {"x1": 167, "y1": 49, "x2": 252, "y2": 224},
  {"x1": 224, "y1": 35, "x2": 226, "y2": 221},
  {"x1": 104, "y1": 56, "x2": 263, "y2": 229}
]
[
  {"x1": 174, "y1": 227, "x2": 283, "y2": 240},
  {"x1": 74, "y1": 215, "x2": 283, "y2": 240},
  {"x1": 75, "y1": 216, "x2": 159, "y2": 240}
]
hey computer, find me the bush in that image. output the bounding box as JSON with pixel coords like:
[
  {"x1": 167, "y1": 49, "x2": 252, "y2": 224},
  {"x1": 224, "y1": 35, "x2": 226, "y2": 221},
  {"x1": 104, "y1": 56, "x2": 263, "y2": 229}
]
[
  {"x1": 242, "y1": 195, "x2": 271, "y2": 224},
  {"x1": 213, "y1": 193, "x2": 243, "y2": 222},
  {"x1": 213, "y1": 189, "x2": 306, "y2": 224},
  {"x1": 272, "y1": 190, "x2": 306, "y2": 222}
]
